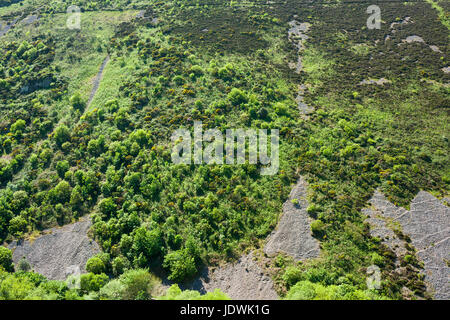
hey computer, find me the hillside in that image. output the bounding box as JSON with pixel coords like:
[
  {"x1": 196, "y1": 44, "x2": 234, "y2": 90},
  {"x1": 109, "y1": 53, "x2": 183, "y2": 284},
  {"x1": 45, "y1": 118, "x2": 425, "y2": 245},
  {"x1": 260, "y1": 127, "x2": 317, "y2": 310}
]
[{"x1": 0, "y1": 0, "x2": 448, "y2": 301}]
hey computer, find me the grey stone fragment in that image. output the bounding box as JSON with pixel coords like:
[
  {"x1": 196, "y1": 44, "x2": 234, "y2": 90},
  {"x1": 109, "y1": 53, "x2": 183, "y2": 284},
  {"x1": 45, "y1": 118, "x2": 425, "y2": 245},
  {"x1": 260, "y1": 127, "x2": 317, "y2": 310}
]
[{"x1": 403, "y1": 35, "x2": 425, "y2": 43}]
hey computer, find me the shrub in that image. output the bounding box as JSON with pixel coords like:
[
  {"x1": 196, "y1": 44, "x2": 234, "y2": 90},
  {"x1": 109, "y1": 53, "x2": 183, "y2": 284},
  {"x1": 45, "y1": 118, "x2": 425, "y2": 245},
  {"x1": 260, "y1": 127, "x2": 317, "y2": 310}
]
[
  {"x1": 17, "y1": 257, "x2": 31, "y2": 272},
  {"x1": 80, "y1": 273, "x2": 109, "y2": 292},
  {"x1": 274, "y1": 102, "x2": 289, "y2": 116},
  {"x1": 56, "y1": 160, "x2": 70, "y2": 178},
  {"x1": 105, "y1": 99, "x2": 119, "y2": 113},
  {"x1": 310, "y1": 219, "x2": 326, "y2": 238},
  {"x1": 54, "y1": 125, "x2": 71, "y2": 146},
  {"x1": 8, "y1": 216, "x2": 28, "y2": 237},
  {"x1": 119, "y1": 269, "x2": 159, "y2": 300},
  {"x1": 306, "y1": 204, "x2": 321, "y2": 218},
  {"x1": 190, "y1": 65, "x2": 204, "y2": 77},
  {"x1": 11, "y1": 191, "x2": 28, "y2": 213},
  {"x1": 70, "y1": 92, "x2": 86, "y2": 111},
  {"x1": 48, "y1": 181, "x2": 71, "y2": 204},
  {"x1": 283, "y1": 266, "x2": 303, "y2": 287},
  {"x1": 284, "y1": 281, "x2": 322, "y2": 300},
  {"x1": 158, "y1": 284, "x2": 230, "y2": 300},
  {"x1": 217, "y1": 63, "x2": 235, "y2": 80},
  {"x1": 173, "y1": 75, "x2": 185, "y2": 85},
  {"x1": 29, "y1": 153, "x2": 38, "y2": 169},
  {"x1": 10, "y1": 119, "x2": 26, "y2": 133},
  {"x1": 86, "y1": 257, "x2": 106, "y2": 275},
  {"x1": 114, "y1": 107, "x2": 130, "y2": 130},
  {"x1": 0, "y1": 247, "x2": 14, "y2": 272},
  {"x1": 228, "y1": 88, "x2": 248, "y2": 106},
  {"x1": 98, "y1": 279, "x2": 124, "y2": 300},
  {"x1": 163, "y1": 249, "x2": 197, "y2": 282},
  {"x1": 98, "y1": 198, "x2": 116, "y2": 217},
  {"x1": 0, "y1": 271, "x2": 36, "y2": 299},
  {"x1": 112, "y1": 256, "x2": 129, "y2": 276},
  {"x1": 285, "y1": 281, "x2": 385, "y2": 300},
  {"x1": 132, "y1": 226, "x2": 162, "y2": 263}
]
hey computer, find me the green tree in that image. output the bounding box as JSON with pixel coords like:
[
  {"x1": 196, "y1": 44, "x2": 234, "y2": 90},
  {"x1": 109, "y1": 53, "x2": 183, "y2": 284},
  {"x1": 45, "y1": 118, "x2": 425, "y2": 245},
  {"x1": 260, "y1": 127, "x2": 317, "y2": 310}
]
[
  {"x1": 112, "y1": 256, "x2": 129, "y2": 276},
  {"x1": 48, "y1": 181, "x2": 71, "y2": 204},
  {"x1": 283, "y1": 266, "x2": 303, "y2": 287},
  {"x1": 70, "y1": 185, "x2": 84, "y2": 211},
  {"x1": 56, "y1": 160, "x2": 70, "y2": 178},
  {"x1": 98, "y1": 198, "x2": 116, "y2": 217},
  {"x1": 11, "y1": 191, "x2": 28, "y2": 213},
  {"x1": 132, "y1": 226, "x2": 162, "y2": 264},
  {"x1": 10, "y1": 119, "x2": 26, "y2": 133},
  {"x1": 8, "y1": 215, "x2": 28, "y2": 237}
]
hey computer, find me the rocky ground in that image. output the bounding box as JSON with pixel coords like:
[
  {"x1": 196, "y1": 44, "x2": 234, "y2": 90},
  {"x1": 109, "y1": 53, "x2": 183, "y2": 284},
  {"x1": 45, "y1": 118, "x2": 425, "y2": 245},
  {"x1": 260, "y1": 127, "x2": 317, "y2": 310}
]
[
  {"x1": 264, "y1": 177, "x2": 321, "y2": 261},
  {"x1": 8, "y1": 217, "x2": 99, "y2": 280},
  {"x1": 182, "y1": 252, "x2": 279, "y2": 300},
  {"x1": 288, "y1": 19, "x2": 314, "y2": 115},
  {"x1": 363, "y1": 190, "x2": 449, "y2": 300}
]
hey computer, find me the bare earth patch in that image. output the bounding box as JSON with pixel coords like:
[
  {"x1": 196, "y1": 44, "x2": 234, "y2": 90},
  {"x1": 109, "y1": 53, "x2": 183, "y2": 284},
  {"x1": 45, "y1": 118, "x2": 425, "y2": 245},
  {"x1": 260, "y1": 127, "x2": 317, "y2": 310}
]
[{"x1": 8, "y1": 217, "x2": 99, "y2": 280}]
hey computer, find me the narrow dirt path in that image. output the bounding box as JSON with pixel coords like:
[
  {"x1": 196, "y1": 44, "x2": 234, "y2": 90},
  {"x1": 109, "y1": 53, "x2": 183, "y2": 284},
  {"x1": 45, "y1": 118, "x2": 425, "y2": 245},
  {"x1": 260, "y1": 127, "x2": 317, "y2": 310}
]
[
  {"x1": 87, "y1": 55, "x2": 110, "y2": 108},
  {"x1": 0, "y1": 14, "x2": 23, "y2": 37}
]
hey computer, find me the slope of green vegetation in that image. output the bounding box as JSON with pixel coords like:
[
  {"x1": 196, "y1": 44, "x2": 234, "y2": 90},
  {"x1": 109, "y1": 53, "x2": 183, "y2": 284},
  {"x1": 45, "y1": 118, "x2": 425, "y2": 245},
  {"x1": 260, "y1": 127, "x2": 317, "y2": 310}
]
[
  {"x1": 268, "y1": 1, "x2": 448, "y2": 299},
  {"x1": 0, "y1": 0, "x2": 448, "y2": 300}
]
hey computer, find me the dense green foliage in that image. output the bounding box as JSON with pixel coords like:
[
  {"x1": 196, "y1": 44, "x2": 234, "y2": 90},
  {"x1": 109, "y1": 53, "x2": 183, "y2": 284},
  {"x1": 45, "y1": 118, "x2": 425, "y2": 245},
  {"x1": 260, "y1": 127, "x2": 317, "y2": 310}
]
[
  {"x1": 0, "y1": 0, "x2": 448, "y2": 300},
  {"x1": 0, "y1": 266, "x2": 216, "y2": 300},
  {"x1": 284, "y1": 280, "x2": 387, "y2": 300}
]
